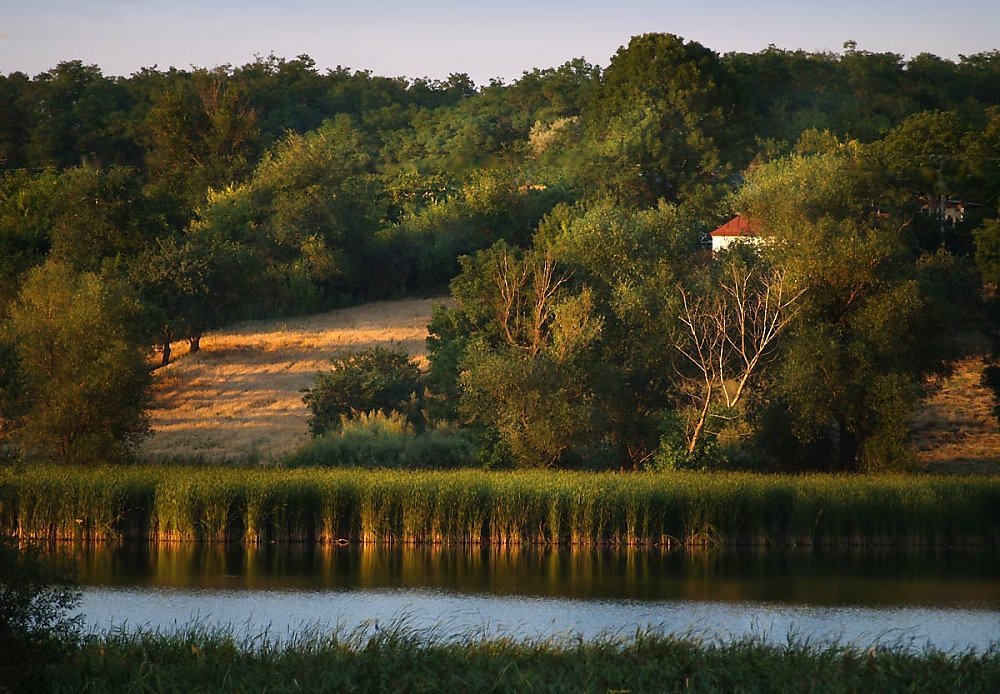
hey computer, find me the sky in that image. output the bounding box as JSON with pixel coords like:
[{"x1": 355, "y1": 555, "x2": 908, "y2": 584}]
[{"x1": 2, "y1": 0, "x2": 999, "y2": 84}]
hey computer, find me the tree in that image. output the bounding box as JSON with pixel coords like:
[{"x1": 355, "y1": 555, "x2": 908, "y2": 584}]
[
  {"x1": 0, "y1": 536, "x2": 81, "y2": 692},
  {"x1": 195, "y1": 115, "x2": 384, "y2": 312},
  {"x1": 135, "y1": 230, "x2": 258, "y2": 365},
  {"x1": 142, "y1": 67, "x2": 260, "y2": 211},
  {"x1": 303, "y1": 347, "x2": 424, "y2": 436},
  {"x1": 537, "y1": 200, "x2": 706, "y2": 466},
  {"x1": 0, "y1": 72, "x2": 32, "y2": 170},
  {"x1": 735, "y1": 143, "x2": 965, "y2": 470},
  {"x1": 974, "y1": 213, "x2": 1000, "y2": 289},
  {"x1": 0, "y1": 170, "x2": 58, "y2": 309},
  {"x1": 5, "y1": 261, "x2": 150, "y2": 464},
  {"x1": 24, "y1": 61, "x2": 136, "y2": 168},
  {"x1": 582, "y1": 33, "x2": 735, "y2": 206},
  {"x1": 47, "y1": 165, "x2": 166, "y2": 274},
  {"x1": 0, "y1": 337, "x2": 23, "y2": 449},
  {"x1": 673, "y1": 261, "x2": 804, "y2": 455},
  {"x1": 444, "y1": 243, "x2": 603, "y2": 467}
]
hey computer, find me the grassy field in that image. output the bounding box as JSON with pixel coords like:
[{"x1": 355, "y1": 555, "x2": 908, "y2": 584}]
[
  {"x1": 912, "y1": 350, "x2": 1000, "y2": 473},
  {"x1": 142, "y1": 297, "x2": 446, "y2": 462}
]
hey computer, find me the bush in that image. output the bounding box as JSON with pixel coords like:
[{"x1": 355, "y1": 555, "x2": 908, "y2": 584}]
[
  {"x1": 0, "y1": 536, "x2": 81, "y2": 692},
  {"x1": 302, "y1": 347, "x2": 424, "y2": 436},
  {"x1": 285, "y1": 414, "x2": 476, "y2": 470}
]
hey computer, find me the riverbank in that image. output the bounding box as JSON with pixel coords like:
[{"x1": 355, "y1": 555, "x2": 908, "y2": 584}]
[
  {"x1": 38, "y1": 627, "x2": 1000, "y2": 693},
  {"x1": 3, "y1": 466, "x2": 999, "y2": 546}
]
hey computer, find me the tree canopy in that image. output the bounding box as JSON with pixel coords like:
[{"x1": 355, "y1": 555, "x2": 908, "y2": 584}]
[{"x1": 1, "y1": 38, "x2": 998, "y2": 468}]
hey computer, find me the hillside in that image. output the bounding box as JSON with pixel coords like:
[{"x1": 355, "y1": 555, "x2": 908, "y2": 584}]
[
  {"x1": 141, "y1": 297, "x2": 444, "y2": 462},
  {"x1": 142, "y1": 297, "x2": 1000, "y2": 470},
  {"x1": 912, "y1": 349, "x2": 1000, "y2": 474}
]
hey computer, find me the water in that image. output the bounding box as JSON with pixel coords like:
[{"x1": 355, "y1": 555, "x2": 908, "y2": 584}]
[{"x1": 65, "y1": 543, "x2": 1000, "y2": 651}]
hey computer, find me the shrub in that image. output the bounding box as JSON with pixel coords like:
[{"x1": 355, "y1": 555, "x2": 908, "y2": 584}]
[
  {"x1": 0, "y1": 536, "x2": 81, "y2": 691},
  {"x1": 285, "y1": 417, "x2": 476, "y2": 470},
  {"x1": 302, "y1": 347, "x2": 424, "y2": 436}
]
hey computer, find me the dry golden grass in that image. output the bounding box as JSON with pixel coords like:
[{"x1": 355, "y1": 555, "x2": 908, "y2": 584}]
[
  {"x1": 911, "y1": 336, "x2": 1000, "y2": 474},
  {"x1": 141, "y1": 297, "x2": 446, "y2": 462}
]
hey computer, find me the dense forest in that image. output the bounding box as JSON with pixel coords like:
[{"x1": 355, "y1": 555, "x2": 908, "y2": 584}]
[{"x1": 2, "y1": 34, "x2": 1000, "y2": 472}]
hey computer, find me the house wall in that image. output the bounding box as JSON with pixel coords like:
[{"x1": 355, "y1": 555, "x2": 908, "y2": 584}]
[{"x1": 711, "y1": 235, "x2": 763, "y2": 253}]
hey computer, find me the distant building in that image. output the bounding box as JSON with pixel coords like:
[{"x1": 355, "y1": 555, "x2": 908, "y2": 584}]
[
  {"x1": 915, "y1": 195, "x2": 971, "y2": 224},
  {"x1": 709, "y1": 215, "x2": 764, "y2": 253}
]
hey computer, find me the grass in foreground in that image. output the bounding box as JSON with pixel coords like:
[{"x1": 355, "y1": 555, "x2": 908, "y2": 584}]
[{"x1": 47, "y1": 625, "x2": 1000, "y2": 693}]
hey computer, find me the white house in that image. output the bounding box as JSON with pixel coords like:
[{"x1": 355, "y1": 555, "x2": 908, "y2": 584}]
[{"x1": 709, "y1": 215, "x2": 764, "y2": 253}]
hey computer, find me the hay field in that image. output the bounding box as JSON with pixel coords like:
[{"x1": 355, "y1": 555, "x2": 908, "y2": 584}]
[
  {"x1": 911, "y1": 351, "x2": 1000, "y2": 474},
  {"x1": 141, "y1": 297, "x2": 445, "y2": 462}
]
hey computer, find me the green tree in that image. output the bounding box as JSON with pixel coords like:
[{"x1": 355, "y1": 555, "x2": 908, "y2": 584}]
[
  {"x1": 442, "y1": 243, "x2": 604, "y2": 467},
  {"x1": 303, "y1": 347, "x2": 424, "y2": 436},
  {"x1": 142, "y1": 67, "x2": 260, "y2": 211},
  {"x1": 974, "y1": 213, "x2": 1000, "y2": 289},
  {"x1": 582, "y1": 33, "x2": 735, "y2": 206},
  {"x1": 736, "y1": 143, "x2": 965, "y2": 470},
  {"x1": 0, "y1": 337, "x2": 23, "y2": 449},
  {"x1": 672, "y1": 259, "x2": 805, "y2": 456},
  {"x1": 24, "y1": 61, "x2": 137, "y2": 168},
  {"x1": 135, "y1": 230, "x2": 258, "y2": 364},
  {"x1": 0, "y1": 71, "x2": 32, "y2": 170},
  {"x1": 47, "y1": 165, "x2": 166, "y2": 273},
  {"x1": 196, "y1": 115, "x2": 384, "y2": 312},
  {"x1": 537, "y1": 200, "x2": 705, "y2": 466},
  {"x1": 0, "y1": 170, "x2": 58, "y2": 309},
  {"x1": 5, "y1": 261, "x2": 150, "y2": 464}
]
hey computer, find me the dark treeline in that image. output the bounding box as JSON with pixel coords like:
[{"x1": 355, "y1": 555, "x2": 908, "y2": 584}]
[{"x1": 2, "y1": 36, "x2": 1000, "y2": 471}]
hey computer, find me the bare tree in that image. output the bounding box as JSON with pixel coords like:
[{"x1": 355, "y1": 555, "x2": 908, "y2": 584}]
[
  {"x1": 491, "y1": 250, "x2": 571, "y2": 357},
  {"x1": 674, "y1": 263, "x2": 805, "y2": 454}
]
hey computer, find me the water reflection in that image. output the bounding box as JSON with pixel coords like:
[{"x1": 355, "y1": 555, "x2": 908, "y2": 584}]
[{"x1": 67, "y1": 543, "x2": 1000, "y2": 608}]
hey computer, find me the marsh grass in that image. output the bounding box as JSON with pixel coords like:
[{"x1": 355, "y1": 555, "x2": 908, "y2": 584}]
[
  {"x1": 3, "y1": 466, "x2": 999, "y2": 546},
  {"x1": 50, "y1": 623, "x2": 1000, "y2": 693}
]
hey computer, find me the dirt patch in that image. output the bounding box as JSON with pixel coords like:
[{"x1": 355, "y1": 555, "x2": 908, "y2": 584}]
[{"x1": 141, "y1": 297, "x2": 446, "y2": 462}]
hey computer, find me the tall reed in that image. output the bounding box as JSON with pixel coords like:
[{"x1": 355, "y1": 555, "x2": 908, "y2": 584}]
[{"x1": 2, "y1": 466, "x2": 998, "y2": 546}]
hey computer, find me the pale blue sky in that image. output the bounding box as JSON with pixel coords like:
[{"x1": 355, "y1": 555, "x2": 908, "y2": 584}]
[{"x1": 2, "y1": 0, "x2": 998, "y2": 83}]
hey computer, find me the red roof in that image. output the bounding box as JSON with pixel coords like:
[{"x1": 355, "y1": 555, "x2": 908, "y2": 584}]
[{"x1": 709, "y1": 215, "x2": 761, "y2": 238}]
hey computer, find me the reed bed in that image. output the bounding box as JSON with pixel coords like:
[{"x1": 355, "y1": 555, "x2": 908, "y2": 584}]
[
  {"x1": 2, "y1": 466, "x2": 999, "y2": 546},
  {"x1": 47, "y1": 624, "x2": 1000, "y2": 693}
]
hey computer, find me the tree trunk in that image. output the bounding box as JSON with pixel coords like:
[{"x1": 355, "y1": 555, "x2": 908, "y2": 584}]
[
  {"x1": 160, "y1": 329, "x2": 172, "y2": 367},
  {"x1": 686, "y1": 387, "x2": 713, "y2": 455},
  {"x1": 836, "y1": 420, "x2": 861, "y2": 472}
]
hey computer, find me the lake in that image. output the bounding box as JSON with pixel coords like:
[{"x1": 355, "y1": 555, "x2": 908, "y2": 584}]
[{"x1": 67, "y1": 543, "x2": 1000, "y2": 652}]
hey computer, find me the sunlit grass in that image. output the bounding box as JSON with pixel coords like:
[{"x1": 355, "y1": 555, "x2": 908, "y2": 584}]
[
  {"x1": 912, "y1": 349, "x2": 1000, "y2": 473},
  {"x1": 142, "y1": 297, "x2": 444, "y2": 463}
]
